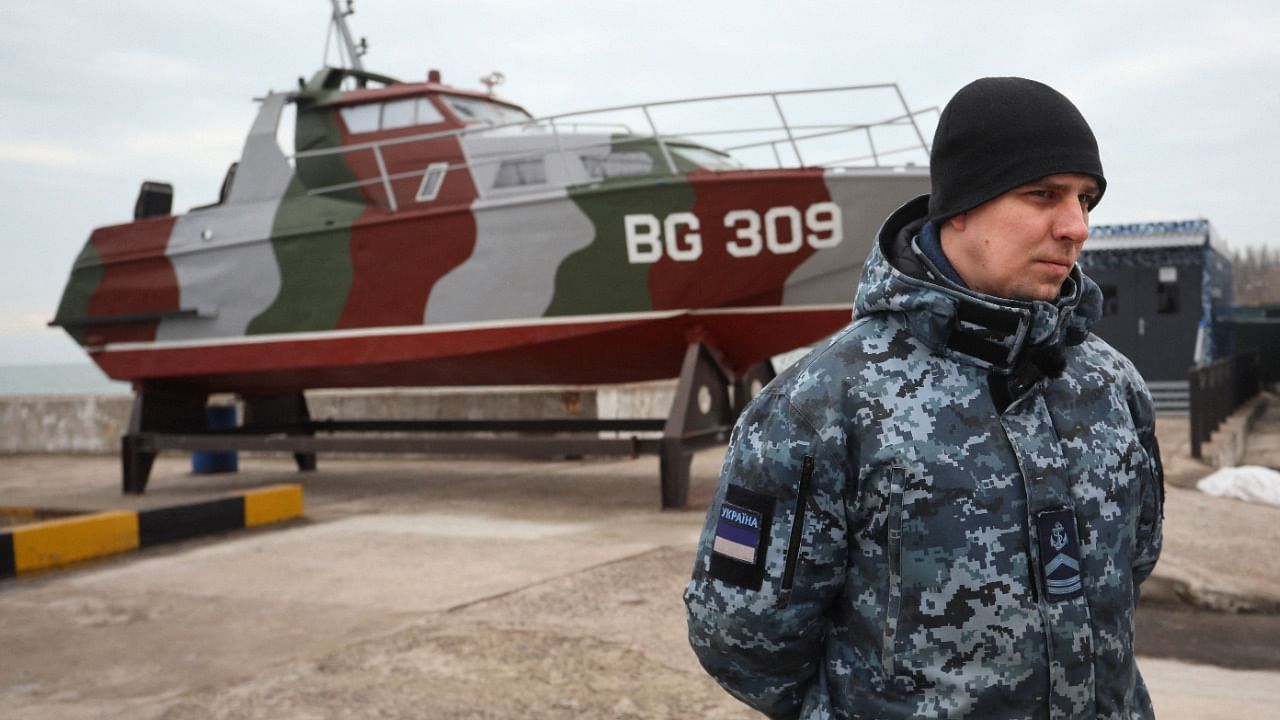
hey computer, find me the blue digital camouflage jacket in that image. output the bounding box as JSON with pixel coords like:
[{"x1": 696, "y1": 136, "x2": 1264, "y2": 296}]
[{"x1": 684, "y1": 195, "x2": 1164, "y2": 720}]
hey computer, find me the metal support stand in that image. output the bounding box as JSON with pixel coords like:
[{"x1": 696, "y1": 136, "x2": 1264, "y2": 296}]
[
  {"x1": 658, "y1": 342, "x2": 740, "y2": 508},
  {"x1": 122, "y1": 386, "x2": 209, "y2": 494},
  {"x1": 117, "y1": 341, "x2": 750, "y2": 509},
  {"x1": 732, "y1": 359, "x2": 776, "y2": 416},
  {"x1": 244, "y1": 393, "x2": 318, "y2": 472}
]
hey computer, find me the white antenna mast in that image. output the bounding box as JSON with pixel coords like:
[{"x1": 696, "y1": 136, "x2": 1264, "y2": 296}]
[{"x1": 328, "y1": 0, "x2": 367, "y2": 71}]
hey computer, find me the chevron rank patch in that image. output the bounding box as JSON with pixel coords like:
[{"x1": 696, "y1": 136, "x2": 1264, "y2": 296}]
[
  {"x1": 1036, "y1": 507, "x2": 1084, "y2": 602},
  {"x1": 709, "y1": 484, "x2": 775, "y2": 591}
]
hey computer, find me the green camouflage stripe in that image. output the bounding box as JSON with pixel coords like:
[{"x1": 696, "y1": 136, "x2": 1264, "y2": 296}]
[
  {"x1": 52, "y1": 241, "x2": 105, "y2": 345},
  {"x1": 247, "y1": 176, "x2": 361, "y2": 334},
  {"x1": 549, "y1": 136, "x2": 699, "y2": 316}
]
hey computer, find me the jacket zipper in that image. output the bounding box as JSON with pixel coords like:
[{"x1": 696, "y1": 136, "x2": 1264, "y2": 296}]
[
  {"x1": 882, "y1": 465, "x2": 905, "y2": 678},
  {"x1": 781, "y1": 454, "x2": 814, "y2": 591}
]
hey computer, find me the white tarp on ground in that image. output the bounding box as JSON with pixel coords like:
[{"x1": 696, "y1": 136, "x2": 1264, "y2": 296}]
[{"x1": 1197, "y1": 465, "x2": 1280, "y2": 508}]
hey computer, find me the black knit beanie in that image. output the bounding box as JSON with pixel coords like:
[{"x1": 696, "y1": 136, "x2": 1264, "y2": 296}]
[{"x1": 928, "y1": 77, "x2": 1106, "y2": 222}]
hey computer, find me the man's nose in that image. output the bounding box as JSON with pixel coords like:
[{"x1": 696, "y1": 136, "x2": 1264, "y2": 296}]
[{"x1": 1055, "y1": 200, "x2": 1090, "y2": 245}]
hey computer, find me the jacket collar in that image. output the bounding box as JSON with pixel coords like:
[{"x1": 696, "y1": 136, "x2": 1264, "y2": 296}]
[{"x1": 853, "y1": 195, "x2": 1103, "y2": 374}]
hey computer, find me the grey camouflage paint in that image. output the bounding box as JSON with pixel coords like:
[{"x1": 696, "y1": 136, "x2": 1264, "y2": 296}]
[
  {"x1": 783, "y1": 173, "x2": 930, "y2": 307},
  {"x1": 685, "y1": 195, "x2": 1164, "y2": 719},
  {"x1": 425, "y1": 193, "x2": 595, "y2": 324},
  {"x1": 156, "y1": 93, "x2": 294, "y2": 342}
]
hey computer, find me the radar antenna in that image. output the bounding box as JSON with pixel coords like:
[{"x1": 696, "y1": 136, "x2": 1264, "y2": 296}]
[
  {"x1": 480, "y1": 71, "x2": 505, "y2": 95},
  {"x1": 326, "y1": 0, "x2": 367, "y2": 71}
]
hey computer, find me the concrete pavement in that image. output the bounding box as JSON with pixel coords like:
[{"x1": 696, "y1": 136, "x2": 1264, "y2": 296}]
[{"x1": 0, "y1": 419, "x2": 1277, "y2": 718}]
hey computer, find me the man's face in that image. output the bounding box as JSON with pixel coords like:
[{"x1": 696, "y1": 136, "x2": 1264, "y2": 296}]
[{"x1": 940, "y1": 173, "x2": 1100, "y2": 302}]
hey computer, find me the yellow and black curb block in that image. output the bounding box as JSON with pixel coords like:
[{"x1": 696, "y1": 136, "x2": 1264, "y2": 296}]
[{"x1": 0, "y1": 484, "x2": 303, "y2": 579}]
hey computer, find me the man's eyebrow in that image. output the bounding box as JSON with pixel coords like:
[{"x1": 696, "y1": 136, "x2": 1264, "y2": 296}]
[{"x1": 1026, "y1": 179, "x2": 1100, "y2": 196}]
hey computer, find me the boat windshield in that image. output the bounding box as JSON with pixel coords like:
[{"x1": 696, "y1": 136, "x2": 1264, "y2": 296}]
[
  {"x1": 670, "y1": 145, "x2": 742, "y2": 171},
  {"x1": 443, "y1": 94, "x2": 532, "y2": 126}
]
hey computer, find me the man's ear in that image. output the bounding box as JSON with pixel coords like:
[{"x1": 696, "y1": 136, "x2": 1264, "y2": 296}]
[{"x1": 946, "y1": 212, "x2": 967, "y2": 232}]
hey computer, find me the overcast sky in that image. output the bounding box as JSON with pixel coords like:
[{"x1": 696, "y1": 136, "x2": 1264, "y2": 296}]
[{"x1": 2, "y1": 0, "x2": 1277, "y2": 365}]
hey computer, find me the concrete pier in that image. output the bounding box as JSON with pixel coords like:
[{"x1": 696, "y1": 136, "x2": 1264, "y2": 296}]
[
  {"x1": 0, "y1": 415, "x2": 1278, "y2": 718},
  {"x1": 0, "y1": 382, "x2": 676, "y2": 454}
]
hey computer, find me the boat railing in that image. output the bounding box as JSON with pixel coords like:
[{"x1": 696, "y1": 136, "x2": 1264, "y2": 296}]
[{"x1": 291, "y1": 83, "x2": 935, "y2": 212}]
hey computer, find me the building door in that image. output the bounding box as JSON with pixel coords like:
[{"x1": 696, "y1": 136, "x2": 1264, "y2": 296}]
[
  {"x1": 1137, "y1": 264, "x2": 1200, "y2": 381},
  {"x1": 1087, "y1": 264, "x2": 1198, "y2": 383},
  {"x1": 1090, "y1": 268, "x2": 1141, "y2": 365}
]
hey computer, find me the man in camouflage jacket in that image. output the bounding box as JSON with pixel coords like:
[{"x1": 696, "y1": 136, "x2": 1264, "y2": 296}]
[{"x1": 685, "y1": 78, "x2": 1164, "y2": 719}]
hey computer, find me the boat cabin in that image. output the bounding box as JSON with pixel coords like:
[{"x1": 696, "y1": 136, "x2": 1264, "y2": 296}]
[{"x1": 283, "y1": 67, "x2": 740, "y2": 212}]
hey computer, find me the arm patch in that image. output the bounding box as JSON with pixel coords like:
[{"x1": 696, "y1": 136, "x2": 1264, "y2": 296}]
[{"x1": 709, "y1": 484, "x2": 776, "y2": 591}]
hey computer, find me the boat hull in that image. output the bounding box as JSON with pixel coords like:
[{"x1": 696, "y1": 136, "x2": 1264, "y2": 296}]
[
  {"x1": 61, "y1": 168, "x2": 928, "y2": 392},
  {"x1": 93, "y1": 305, "x2": 852, "y2": 394}
]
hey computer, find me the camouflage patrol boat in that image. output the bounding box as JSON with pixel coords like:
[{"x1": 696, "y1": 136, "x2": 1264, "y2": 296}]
[{"x1": 52, "y1": 4, "x2": 931, "y2": 397}]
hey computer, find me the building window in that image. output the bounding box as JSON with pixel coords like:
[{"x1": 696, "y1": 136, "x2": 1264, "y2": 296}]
[
  {"x1": 1100, "y1": 284, "x2": 1119, "y2": 317},
  {"x1": 1157, "y1": 266, "x2": 1178, "y2": 314}
]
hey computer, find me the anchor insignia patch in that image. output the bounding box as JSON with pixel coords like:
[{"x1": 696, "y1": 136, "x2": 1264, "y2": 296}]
[{"x1": 1036, "y1": 508, "x2": 1084, "y2": 602}]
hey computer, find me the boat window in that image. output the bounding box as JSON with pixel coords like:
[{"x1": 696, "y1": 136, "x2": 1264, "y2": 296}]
[
  {"x1": 580, "y1": 151, "x2": 654, "y2": 180},
  {"x1": 382, "y1": 98, "x2": 417, "y2": 130},
  {"x1": 416, "y1": 162, "x2": 449, "y2": 202},
  {"x1": 493, "y1": 158, "x2": 546, "y2": 188},
  {"x1": 443, "y1": 94, "x2": 532, "y2": 126},
  {"x1": 671, "y1": 145, "x2": 742, "y2": 170},
  {"x1": 340, "y1": 97, "x2": 447, "y2": 134},
  {"x1": 276, "y1": 100, "x2": 297, "y2": 168},
  {"x1": 340, "y1": 104, "x2": 381, "y2": 134},
  {"x1": 415, "y1": 98, "x2": 444, "y2": 125}
]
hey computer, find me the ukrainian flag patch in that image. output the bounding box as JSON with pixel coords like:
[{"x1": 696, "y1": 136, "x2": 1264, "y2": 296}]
[
  {"x1": 708, "y1": 484, "x2": 775, "y2": 591},
  {"x1": 713, "y1": 502, "x2": 762, "y2": 563}
]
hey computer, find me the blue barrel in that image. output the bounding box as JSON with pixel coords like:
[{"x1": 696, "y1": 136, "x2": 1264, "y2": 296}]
[{"x1": 192, "y1": 405, "x2": 239, "y2": 474}]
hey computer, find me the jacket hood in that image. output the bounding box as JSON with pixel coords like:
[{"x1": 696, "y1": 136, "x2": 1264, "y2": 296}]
[{"x1": 853, "y1": 195, "x2": 1103, "y2": 373}]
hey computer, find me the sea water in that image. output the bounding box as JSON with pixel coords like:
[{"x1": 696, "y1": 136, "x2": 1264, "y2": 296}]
[{"x1": 0, "y1": 363, "x2": 131, "y2": 395}]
